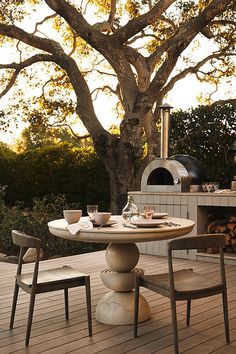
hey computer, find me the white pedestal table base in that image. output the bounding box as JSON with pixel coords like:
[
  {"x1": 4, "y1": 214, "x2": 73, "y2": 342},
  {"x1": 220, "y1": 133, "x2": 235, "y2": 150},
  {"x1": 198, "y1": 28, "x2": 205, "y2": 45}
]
[{"x1": 96, "y1": 242, "x2": 151, "y2": 325}]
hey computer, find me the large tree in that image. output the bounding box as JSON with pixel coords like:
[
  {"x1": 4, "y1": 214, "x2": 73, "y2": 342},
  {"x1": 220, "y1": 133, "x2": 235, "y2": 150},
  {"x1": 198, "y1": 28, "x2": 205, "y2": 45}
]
[{"x1": 0, "y1": 0, "x2": 235, "y2": 212}]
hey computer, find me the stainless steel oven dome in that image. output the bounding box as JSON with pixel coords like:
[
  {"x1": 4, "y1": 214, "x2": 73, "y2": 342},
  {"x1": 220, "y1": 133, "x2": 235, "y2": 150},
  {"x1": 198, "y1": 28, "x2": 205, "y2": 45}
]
[{"x1": 141, "y1": 155, "x2": 206, "y2": 193}]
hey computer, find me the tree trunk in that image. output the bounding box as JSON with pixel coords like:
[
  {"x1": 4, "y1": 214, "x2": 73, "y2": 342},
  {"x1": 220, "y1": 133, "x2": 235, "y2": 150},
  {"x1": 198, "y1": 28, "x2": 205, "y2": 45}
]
[{"x1": 93, "y1": 128, "x2": 141, "y2": 213}]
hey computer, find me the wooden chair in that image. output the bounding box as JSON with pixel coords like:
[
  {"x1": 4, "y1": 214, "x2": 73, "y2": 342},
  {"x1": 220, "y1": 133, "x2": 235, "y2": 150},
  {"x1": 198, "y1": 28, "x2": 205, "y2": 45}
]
[
  {"x1": 134, "y1": 234, "x2": 230, "y2": 354},
  {"x1": 10, "y1": 230, "x2": 92, "y2": 346}
]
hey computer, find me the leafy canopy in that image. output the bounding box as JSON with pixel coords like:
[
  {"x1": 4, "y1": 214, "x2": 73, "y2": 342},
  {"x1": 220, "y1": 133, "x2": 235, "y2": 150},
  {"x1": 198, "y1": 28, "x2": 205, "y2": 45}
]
[{"x1": 0, "y1": 1, "x2": 235, "y2": 211}]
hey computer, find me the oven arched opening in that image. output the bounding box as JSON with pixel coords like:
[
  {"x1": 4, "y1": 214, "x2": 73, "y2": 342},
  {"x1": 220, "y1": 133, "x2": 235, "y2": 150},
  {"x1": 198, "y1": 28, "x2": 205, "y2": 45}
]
[{"x1": 147, "y1": 168, "x2": 174, "y2": 185}]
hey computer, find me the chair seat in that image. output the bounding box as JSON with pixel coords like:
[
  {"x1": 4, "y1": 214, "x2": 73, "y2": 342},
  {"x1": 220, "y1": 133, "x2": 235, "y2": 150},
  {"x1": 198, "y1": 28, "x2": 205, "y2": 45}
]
[
  {"x1": 142, "y1": 269, "x2": 223, "y2": 295},
  {"x1": 16, "y1": 265, "x2": 86, "y2": 287}
]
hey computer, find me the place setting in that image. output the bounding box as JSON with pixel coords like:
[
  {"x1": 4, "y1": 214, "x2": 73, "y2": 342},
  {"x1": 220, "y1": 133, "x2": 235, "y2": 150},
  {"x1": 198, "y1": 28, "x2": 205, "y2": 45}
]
[
  {"x1": 63, "y1": 206, "x2": 118, "y2": 234},
  {"x1": 87, "y1": 205, "x2": 118, "y2": 229},
  {"x1": 123, "y1": 205, "x2": 179, "y2": 228}
]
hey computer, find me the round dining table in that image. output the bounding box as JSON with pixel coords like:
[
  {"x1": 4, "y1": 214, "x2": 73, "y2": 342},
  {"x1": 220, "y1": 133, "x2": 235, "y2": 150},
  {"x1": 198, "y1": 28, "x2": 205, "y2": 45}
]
[{"x1": 48, "y1": 215, "x2": 195, "y2": 325}]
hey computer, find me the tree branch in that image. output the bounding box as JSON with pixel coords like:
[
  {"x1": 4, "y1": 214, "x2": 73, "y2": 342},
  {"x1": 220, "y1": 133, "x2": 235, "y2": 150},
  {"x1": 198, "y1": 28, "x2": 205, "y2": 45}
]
[
  {"x1": 0, "y1": 68, "x2": 20, "y2": 99},
  {"x1": 126, "y1": 31, "x2": 158, "y2": 45},
  {"x1": 122, "y1": 46, "x2": 151, "y2": 92},
  {"x1": 32, "y1": 13, "x2": 57, "y2": 34},
  {"x1": 49, "y1": 121, "x2": 91, "y2": 140},
  {"x1": 147, "y1": 35, "x2": 175, "y2": 70},
  {"x1": 45, "y1": 0, "x2": 107, "y2": 46},
  {"x1": 159, "y1": 15, "x2": 177, "y2": 31},
  {"x1": 108, "y1": 0, "x2": 117, "y2": 29},
  {"x1": 143, "y1": 0, "x2": 233, "y2": 110},
  {"x1": 0, "y1": 23, "x2": 65, "y2": 55},
  {"x1": 91, "y1": 85, "x2": 118, "y2": 98},
  {"x1": 112, "y1": 0, "x2": 175, "y2": 44},
  {"x1": 0, "y1": 54, "x2": 54, "y2": 99},
  {"x1": 161, "y1": 52, "x2": 230, "y2": 97}
]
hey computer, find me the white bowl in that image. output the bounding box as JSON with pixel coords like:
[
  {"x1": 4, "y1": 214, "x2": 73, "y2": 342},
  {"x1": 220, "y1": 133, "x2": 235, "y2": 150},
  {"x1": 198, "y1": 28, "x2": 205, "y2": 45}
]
[
  {"x1": 94, "y1": 212, "x2": 111, "y2": 225},
  {"x1": 63, "y1": 210, "x2": 82, "y2": 224}
]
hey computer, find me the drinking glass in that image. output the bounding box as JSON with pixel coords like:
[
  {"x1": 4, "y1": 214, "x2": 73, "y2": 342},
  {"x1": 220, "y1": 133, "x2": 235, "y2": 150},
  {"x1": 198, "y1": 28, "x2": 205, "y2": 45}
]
[
  {"x1": 144, "y1": 205, "x2": 155, "y2": 220},
  {"x1": 87, "y1": 205, "x2": 98, "y2": 220}
]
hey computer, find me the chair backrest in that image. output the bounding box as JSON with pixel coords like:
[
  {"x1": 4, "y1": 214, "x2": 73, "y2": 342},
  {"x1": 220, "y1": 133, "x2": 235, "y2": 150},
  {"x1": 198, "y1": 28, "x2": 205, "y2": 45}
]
[
  {"x1": 168, "y1": 234, "x2": 226, "y2": 251},
  {"x1": 167, "y1": 234, "x2": 227, "y2": 291},
  {"x1": 12, "y1": 230, "x2": 41, "y2": 278},
  {"x1": 12, "y1": 230, "x2": 41, "y2": 249}
]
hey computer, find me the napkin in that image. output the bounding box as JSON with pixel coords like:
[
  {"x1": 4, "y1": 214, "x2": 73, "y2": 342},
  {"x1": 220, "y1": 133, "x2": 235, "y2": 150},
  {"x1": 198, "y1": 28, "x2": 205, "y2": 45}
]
[{"x1": 66, "y1": 220, "x2": 93, "y2": 235}]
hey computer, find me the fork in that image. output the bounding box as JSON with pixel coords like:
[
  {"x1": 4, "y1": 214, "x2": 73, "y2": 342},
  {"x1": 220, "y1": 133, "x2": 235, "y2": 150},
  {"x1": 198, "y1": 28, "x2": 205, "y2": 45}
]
[
  {"x1": 163, "y1": 222, "x2": 180, "y2": 227},
  {"x1": 122, "y1": 223, "x2": 137, "y2": 229}
]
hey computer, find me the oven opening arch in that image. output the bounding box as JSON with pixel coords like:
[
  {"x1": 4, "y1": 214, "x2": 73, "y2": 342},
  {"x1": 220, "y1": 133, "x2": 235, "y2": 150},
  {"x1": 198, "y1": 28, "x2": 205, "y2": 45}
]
[{"x1": 147, "y1": 168, "x2": 174, "y2": 185}]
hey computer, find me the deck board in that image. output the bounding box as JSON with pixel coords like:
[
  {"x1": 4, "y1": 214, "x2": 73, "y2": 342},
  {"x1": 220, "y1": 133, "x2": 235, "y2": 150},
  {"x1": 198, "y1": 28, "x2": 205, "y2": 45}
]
[{"x1": 0, "y1": 250, "x2": 236, "y2": 353}]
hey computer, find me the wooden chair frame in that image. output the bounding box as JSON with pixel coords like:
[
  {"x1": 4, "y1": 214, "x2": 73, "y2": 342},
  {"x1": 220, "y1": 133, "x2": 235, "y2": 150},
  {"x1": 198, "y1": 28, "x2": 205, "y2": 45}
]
[
  {"x1": 134, "y1": 233, "x2": 230, "y2": 354},
  {"x1": 10, "y1": 230, "x2": 92, "y2": 346}
]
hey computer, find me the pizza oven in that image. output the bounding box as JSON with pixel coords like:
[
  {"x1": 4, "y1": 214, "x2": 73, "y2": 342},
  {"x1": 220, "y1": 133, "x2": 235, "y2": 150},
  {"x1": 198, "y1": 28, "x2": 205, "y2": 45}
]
[{"x1": 141, "y1": 104, "x2": 207, "y2": 193}]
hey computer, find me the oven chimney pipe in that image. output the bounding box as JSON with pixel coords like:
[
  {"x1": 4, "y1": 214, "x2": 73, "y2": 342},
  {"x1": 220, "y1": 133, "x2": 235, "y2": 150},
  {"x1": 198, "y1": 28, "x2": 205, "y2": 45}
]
[{"x1": 159, "y1": 103, "x2": 172, "y2": 159}]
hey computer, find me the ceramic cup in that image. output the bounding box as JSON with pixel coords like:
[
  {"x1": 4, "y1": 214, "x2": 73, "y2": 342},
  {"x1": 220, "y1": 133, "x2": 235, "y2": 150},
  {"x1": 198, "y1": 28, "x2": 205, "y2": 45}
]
[
  {"x1": 63, "y1": 210, "x2": 82, "y2": 224},
  {"x1": 94, "y1": 212, "x2": 111, "y2": 225},
  {"x1": 201, "y1": 182, "x2": 219, "y2": 193}
]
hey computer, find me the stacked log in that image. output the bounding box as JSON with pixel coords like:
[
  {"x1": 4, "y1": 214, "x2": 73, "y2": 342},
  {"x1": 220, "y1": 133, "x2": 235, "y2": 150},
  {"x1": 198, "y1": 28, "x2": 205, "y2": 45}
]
[{"x1": 206, "y1": 214, "x2": 236, "y2": 253}]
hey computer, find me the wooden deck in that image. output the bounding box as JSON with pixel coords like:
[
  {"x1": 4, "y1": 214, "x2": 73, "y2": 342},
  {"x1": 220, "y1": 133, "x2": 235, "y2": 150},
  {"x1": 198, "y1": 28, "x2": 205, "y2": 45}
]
[{"x1": 1, "y1": 250, "x2": 236, "y2": 354}]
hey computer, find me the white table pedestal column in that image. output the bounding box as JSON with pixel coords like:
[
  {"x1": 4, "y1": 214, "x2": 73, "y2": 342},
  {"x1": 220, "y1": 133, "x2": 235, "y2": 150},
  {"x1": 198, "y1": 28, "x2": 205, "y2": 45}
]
[{"x1": 95, "y1": 242, "x2": 151, "y2": 325}]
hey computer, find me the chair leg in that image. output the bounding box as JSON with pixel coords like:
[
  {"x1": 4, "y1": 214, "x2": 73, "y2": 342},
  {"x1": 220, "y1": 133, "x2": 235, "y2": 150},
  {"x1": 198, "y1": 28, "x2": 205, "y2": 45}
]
[
  {"x1": 64, "y1": 288, "x2": 69, "y2": 320},
  {"x1": 85, "y1": 276, "x2": 92, "y2": 337},
  {"x1": 222, "y1": 290, "x2": 230, "y2": 343},
  {"x1": 186, "y1": 299, "x2": 191, "y2": 326},
  {"x1": 170, "y1": 297, "x2": 179, "y2": 354},
  {"x1": 25, "y1": 291, "x2": 36, "y2": 347},
  {"x1": 134, "y1": 277, "x2": 140, "y2": 338},
  {"x1": 9, "y1": 282, "x2": 19, "y2": 329}
]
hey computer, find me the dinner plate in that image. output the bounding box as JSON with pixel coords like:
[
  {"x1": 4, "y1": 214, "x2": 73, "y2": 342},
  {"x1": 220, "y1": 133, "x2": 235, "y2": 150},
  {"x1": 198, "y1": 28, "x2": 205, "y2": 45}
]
[
  {"x1": 140, "y1": 212, "x2": 168, "y2": 219},
  {"x1": 130, "y1": 219, "x2": 164, "y2": 228},
  {"x1": 92, "y1": 219, "x2": 118, "y2": 227}
]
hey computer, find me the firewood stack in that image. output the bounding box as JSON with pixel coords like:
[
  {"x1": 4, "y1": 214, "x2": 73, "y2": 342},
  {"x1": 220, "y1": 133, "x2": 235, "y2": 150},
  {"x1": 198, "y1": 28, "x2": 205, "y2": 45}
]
[{"x1": 206, "y1": 214, "x2": 236, "y2": 253}]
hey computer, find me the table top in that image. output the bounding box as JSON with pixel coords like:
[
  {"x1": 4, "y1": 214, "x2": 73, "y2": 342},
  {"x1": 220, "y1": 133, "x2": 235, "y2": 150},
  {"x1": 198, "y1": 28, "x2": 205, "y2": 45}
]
[{"x1": 48, "y1": 216, "x2": 195, "y2": 244}]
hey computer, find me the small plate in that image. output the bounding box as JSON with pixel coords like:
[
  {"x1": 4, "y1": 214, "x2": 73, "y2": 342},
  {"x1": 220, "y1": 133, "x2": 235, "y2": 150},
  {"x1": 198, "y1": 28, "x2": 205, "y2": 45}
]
[
  {"x1": 130, "y1": 219, "x2": 164, "y2": 228},
  {"x1": 92, "y1": 219, "x2": 118, "y2": 227},
  {"x1": 140, "y1": 212, "x2": 168, "y2": 219}
]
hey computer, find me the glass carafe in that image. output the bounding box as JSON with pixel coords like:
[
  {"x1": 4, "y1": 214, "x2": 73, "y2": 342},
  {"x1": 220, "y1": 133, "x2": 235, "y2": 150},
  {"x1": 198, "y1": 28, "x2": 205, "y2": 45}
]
[{"x1": 122, "y1": 195, "x2": 140, "y2": 221}]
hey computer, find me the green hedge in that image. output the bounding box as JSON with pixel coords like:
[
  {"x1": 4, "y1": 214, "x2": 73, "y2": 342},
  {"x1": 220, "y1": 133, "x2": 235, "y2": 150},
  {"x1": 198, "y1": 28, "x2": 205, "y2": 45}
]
[
  {"x1": 2, "y1": 144, "x2": 110, "y2": 211},
  {"x1": 169, "y1": 103, "x2": 236, "y2": 188}
]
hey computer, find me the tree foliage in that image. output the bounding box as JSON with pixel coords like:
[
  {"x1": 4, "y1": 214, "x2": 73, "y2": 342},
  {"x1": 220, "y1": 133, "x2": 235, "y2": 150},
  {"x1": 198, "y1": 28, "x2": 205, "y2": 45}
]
[
  {"x1": 0, "y1": 0, "x2": 235, "y2": 211},
  {"x1": 170, "y1": 102, "x2": 236, "y2": 187},
  {"x1": 15, "y1": 124, "x2": 92, "y2": 152}
]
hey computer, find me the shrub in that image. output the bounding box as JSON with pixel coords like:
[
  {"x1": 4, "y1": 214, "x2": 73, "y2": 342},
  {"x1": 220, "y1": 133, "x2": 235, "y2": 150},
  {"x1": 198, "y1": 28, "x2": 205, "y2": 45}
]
[{"x1": 0, "y1": 193, "x2": 106, "y2": 257}]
